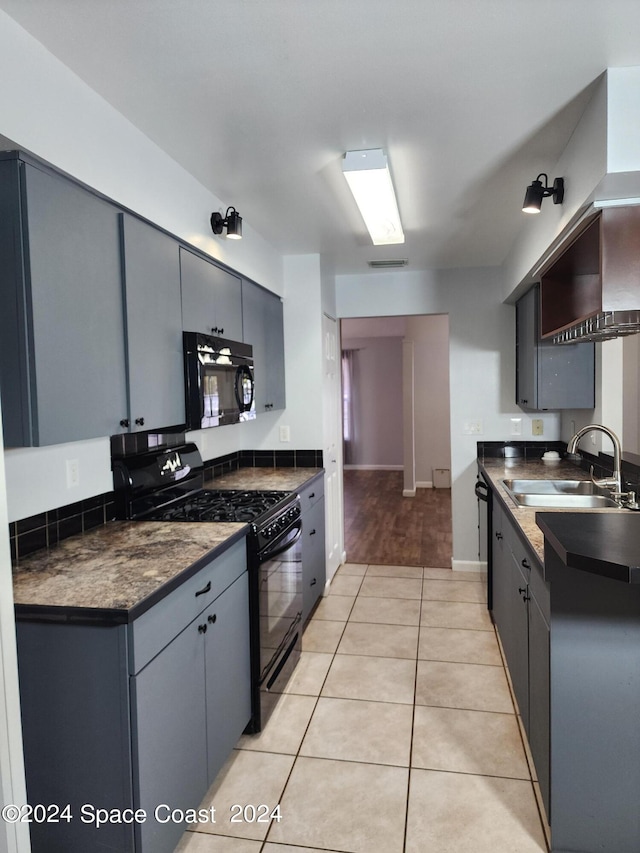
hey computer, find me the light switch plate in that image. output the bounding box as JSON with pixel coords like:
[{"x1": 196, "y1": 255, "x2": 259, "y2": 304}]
[{"x1": 279, "y1": 425, "x2": 291, "y2": 442}]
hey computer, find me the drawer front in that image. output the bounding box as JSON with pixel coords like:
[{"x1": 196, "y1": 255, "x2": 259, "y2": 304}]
[
  {"x1": 129, "y1": 538, "x2": 247, "y2": 674},
  {"x1": 299, "y1": 475, "x2": 324, "y2": 513}
]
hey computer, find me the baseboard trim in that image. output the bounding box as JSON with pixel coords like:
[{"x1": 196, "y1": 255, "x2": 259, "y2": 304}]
[
  {"x1": 343, "y1": 464, "x2": 404, "y2": 471},
  {"x1": 402, "y1": 489, "x2": 416, "y2": 497},
  {"x1": 452, "y1": 559, "x2": 487, "y2": 574},
  {"x1": 416, "y1": 480, "x2": 433, "y2": 489}
]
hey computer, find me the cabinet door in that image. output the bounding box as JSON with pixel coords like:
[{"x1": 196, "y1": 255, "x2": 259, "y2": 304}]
[
  {"x1": 19, "y1": 162, "x2": 127, "y2": 444},
  {"x1": 180, "y1": 248, "x2": 243, "y2": 340},
  {"x1": 505, "y1": 553, "x2": 530, "y2": 731},
  {"x1": 516, "y1": 284, "x2": 595, "y2": 411},
  {"x1": 528, "y1": 592, "x2": 550, "y2": 820},
  {"x1": 489, "y1": 502, "x2": 508, "y2": 624},
  {"x1": 120, "y1": 214, "x2": 184, "y2": 431},
  {"x1": 204, "y1": 571, "x2": 252, "y2": 785},
  {"x1": 242, "y1": 281, "x2": 286, "y2": 412},
  {"x1": 302, "y1": 500, "x2": 326, "y2": 622},
  {"x1": 131, "y1": 621, "x2": 208, "y2": 853}
]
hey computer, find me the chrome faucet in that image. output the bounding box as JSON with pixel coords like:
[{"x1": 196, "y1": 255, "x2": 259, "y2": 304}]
[{"x1": 567, "y1": 424, "x2": 624, "y2": 495}]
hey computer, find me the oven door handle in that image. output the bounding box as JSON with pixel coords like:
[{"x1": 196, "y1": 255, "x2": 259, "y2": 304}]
[
  {"x1": 259, "y1": 522, "x2": 302, "y2": 562},
  {"x1": 475, "y1": 480, "x2": 489, "y2": 502}
]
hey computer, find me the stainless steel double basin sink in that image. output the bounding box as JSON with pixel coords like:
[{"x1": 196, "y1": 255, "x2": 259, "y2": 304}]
[{"x1": 502, "y1": 479, "x2": 619, "y2": 509}]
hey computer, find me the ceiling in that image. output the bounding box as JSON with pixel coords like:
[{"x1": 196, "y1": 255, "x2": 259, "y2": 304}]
[{"x1": 2, "y1": 0, "x2": 640, "y2": 275}]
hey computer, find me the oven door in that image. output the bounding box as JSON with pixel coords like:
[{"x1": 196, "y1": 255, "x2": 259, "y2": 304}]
[{"x1": 247, "y1": 519, "x2": 302, "y2": 732}]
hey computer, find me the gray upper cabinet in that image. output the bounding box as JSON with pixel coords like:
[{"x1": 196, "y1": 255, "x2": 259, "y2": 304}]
[
  {"x1": 0, "y1": 155, "x2": 128, "y2": 446},
  {"x1": 180, "y1": 247, "x2": 243, "y2": 341},
  {"x1": 516, "y1": 285, "x2": 595, "y2": 411},
  {"x1": 242, "y1": 280, "x2": 286, "y2": 412},
  {"x1": 120, "y1": 214, "x2": 184, "y2": 431}
]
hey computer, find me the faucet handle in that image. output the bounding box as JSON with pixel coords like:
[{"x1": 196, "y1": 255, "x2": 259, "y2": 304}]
[{"x1": 589, "y1": 465, "x2": 617, "y2": 490}]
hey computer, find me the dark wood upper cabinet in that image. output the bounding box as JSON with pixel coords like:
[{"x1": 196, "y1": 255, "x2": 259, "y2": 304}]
[{"x1": 540, "y1": 206, "x2": 640, "y2": 338}]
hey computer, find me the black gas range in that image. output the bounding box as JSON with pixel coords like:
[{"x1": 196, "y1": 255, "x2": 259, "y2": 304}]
[{"x1": 112, "y1": 443, "x2": 303, "y2": 732}]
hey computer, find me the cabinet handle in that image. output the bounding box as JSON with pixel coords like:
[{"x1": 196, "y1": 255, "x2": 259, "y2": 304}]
[
  {"x1": 195, "y1": 580, "x2": 212, "y2": 598},
  {"x1": 522, "y1": 399, "x2": 528, "y2": 405},
  {"x1": 495, "y1": 531, "x2": 503, "y2": 540},
  {"x1": 308, "y1": 492, "x2": 315, "y2": 499},
  {"x1": 198, "y1": 623, "x2": 207, "y2": 634},
  {"x1": 211, "y1": 326, "x2": 225, "y2": 336},
  {"x1": 119, "y1": 418, "x2": 130, "y2": 428},
  {"x1": 521, "y1": 558, "x2": 530, "y2": 570},
  {"x1": 135, "y1": 417, "x2": 145, "y2": 426},
  {"x1": 519, "y1": 586, "x2": 530, "y2": 602},
  {"x1": 208, "y1": 613, "x2": 217, "y2": 624},
  {"x1": 310, "y1": 578, "x2": 317, "y2": 587},
  {"x1": 309, "y1": 529, "x2": 316, "y2": 536}
]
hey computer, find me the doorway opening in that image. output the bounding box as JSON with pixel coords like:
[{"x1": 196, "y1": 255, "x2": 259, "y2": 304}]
[{"x1": 340, "y1": 315, "x2": 453, "y2": 567}]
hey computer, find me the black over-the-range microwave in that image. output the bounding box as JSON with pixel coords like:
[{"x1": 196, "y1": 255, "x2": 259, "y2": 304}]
[{"x1": 183, "y1": 331, "x2": 256, "y2": 430}]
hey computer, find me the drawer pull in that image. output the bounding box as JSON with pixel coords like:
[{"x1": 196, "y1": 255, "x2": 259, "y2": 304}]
[
  {"x1": 310, "y1": 578, "x2": 317, "y2": 587},
  {"x1": 198, "y1": 623, "x2": 207, "y2": 634},
  {"x1": 521, "y1": 558, "x2": 530, "y2": 570},
  {"x1": 495, "y1": 531, "x2": 503, "y2": 540},
  {"x1": 308, "y1": 492, "x2": 315, "y2": 499},
  {"x1": 195, "y1": 581, "x2": 212, "y2": 598},
  {"x1": 309, "y1": 529, "x2": 316, "y2": 536},
  {"x1": 208, "y1": 613, "x2": 217, "y2": 625}
]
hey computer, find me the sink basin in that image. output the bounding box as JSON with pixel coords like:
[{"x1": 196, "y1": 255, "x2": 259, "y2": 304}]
[{"x1": 502, "y1": 479, "x2": 620, "y2": 508}]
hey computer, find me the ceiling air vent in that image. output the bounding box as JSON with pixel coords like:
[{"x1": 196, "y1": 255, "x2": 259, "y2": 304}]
[{"x1": 367, "y1": 259, "x2": 408, "y2": 269}]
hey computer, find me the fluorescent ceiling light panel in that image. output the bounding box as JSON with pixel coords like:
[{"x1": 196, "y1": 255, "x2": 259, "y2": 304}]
[{"x1": 342, "y1": 149, "x2": 405, "y2": 245}]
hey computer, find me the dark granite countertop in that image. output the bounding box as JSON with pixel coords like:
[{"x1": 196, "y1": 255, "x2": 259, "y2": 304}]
[
  {"x1": 205, "y1": 467, "x2": 323, "y2": 492},
  {"x1": 12, "y1": 467, "x2": 323, "y2": 623},
  {"x1": 12, "y1": 521, "x2": 248, "y2": 623}
]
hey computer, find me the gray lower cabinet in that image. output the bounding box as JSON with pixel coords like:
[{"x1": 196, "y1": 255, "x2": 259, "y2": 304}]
[
  {"x1": 490, "y1": 501, "x2": 550, "y2": 817},
  {"x1": 0, "y1": 153, "x2": 128, "y2": 446},
  {"x1": 242, "y1": 281, "x2": 286, "y2": 412},
  {"x1": 516, "y1": 284, "x2": 595, "y2": 410},
  {"x1": 16, "y1": 539, "x2": 251, "y2": 853},
  {"x1": 300, "y1": 477, "x2": 326, "y2": 622},
  {"x1": 180, "y1": 247, "x2": 243, "y2": 341},
  {"x1": 119, "y1": 214, "x2": 185, "y2": 431}
]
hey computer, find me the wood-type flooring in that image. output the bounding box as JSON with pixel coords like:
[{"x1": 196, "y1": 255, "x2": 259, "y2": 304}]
[{"x1": 343, "y1": 469, "x2": 453, "y2": 567}]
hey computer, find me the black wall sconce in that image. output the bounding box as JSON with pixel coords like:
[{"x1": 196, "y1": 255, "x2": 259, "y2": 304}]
[
  {"x1": 210, "y1": 206, "x2": 242, "y2": 239},
  {"x1": 522, "y1": 174, "x2": 564, "y2": 214}
]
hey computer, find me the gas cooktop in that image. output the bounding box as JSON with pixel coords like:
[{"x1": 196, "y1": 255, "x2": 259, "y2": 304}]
[{"x1": 146, "y1": 489, "x2": 291, "y2": 523}]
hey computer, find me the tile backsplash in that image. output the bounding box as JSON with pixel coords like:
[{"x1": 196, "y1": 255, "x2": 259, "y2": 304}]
[{"x1": 10, "y1": 447, "x2": 323, "y2": 563}]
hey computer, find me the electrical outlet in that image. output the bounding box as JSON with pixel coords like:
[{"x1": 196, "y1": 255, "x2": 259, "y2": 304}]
[
  {"x1": 510, "y1": 418, "x2": 522, "y2": 436},
  {"x1": 66, "y1": 459, "x2": 79, "y2": 488},
  {"x1": 463, "y1": 420, "x2": 483, "y2": 435},
  {"x1": 279, "y1": 425, "x2": 291, "y2": 442},
  {"x1": 532, "y1": 419, "x2": 544, "y2": 436}
]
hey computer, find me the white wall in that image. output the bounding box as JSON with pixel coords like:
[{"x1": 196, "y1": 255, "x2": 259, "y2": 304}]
[
  {"x1": 405, "y1": 315, "x2": 451, "y2": 486},
  {"x1": 502, "y1": 73, "x2": 608, "y2": 301},
  {"x1": 336, "y1": 267, "x2": 560, "y2": 568}
]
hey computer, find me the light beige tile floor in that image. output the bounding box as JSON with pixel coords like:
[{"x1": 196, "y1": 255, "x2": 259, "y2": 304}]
[{"x1": 176, "y1": 562, "x2": 548, "y2": 853}]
